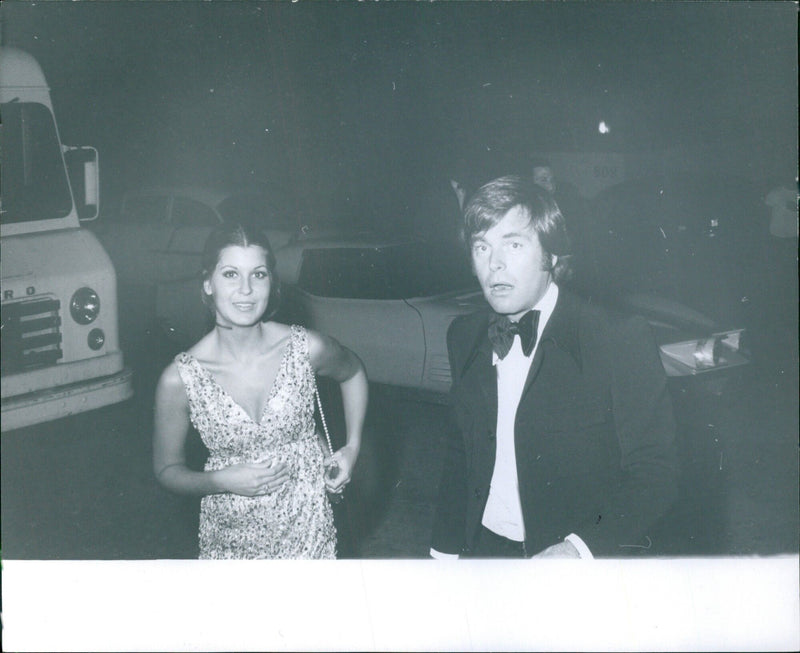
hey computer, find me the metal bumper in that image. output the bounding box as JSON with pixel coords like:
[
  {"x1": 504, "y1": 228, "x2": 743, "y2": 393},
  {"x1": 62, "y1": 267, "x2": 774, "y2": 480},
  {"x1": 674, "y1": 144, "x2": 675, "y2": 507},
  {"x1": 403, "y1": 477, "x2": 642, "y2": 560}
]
[{"x1": 1, "y1": 367, "x2": 133, "y2": 432}]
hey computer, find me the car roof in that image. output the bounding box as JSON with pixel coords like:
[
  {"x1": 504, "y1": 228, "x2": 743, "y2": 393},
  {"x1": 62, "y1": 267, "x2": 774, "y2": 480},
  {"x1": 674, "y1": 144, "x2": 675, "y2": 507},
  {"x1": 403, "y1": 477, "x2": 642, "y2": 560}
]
[
  {"x1": 286, "y1": 232, "x2": 415, "y2": 251},
  {"x1": 122, "y1": 185, "x2": 231, "y2": 207},
  {"x1": 275, "y1": 233, "x2": 427, "y2": 284}
]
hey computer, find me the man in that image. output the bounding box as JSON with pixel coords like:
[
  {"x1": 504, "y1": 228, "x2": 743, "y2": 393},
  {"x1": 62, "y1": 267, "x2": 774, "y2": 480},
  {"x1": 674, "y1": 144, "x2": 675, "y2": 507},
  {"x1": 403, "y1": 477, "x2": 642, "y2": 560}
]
[
  {"x1": 431, "y1": 175, "x2": 678, "y2": 558},
  {"x1": 531, "y1": 160, "x2": 557, "y2": 195},
  {"x1": 530, "y1": 157, "x2": 587, "y2": 236},
  {"x1": 449, "y1": 177, "x2": 469, "y2": 212}
]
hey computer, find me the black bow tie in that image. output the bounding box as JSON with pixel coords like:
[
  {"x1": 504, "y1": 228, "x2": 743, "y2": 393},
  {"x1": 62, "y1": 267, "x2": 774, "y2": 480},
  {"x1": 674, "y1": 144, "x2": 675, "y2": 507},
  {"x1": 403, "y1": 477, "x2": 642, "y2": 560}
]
[{"x1": 488, "y1": 310, "x2": 540, "y2": 359}]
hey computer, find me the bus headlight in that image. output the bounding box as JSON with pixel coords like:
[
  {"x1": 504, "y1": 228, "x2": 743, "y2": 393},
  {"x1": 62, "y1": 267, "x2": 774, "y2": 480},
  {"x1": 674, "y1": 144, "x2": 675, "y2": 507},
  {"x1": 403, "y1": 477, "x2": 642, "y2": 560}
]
[{"x1": 70, "y1": 287, "x2": 101, "y2": 324}]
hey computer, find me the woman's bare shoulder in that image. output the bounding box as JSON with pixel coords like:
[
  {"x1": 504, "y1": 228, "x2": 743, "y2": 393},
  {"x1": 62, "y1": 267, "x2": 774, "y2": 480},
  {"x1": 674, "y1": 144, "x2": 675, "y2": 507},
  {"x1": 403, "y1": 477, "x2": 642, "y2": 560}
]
[
  {"x1": 305, "y1": 327, "x2": 351, "y2": 374},
  {"x1": 257, "y1": 321, "x2": 292, "y2": 356},
  {"x1": 186, "y1": 331, "x2": 216, "y2": 359},
  {"x1": 266, "y1": 320, "x2": 293, "y2": 341},
  {"x1": 154, "y1": 359, "x2": 191, "y2": 429},
  {"x1": 156, "y1": 358, "x2": 188, "y2": 401},
  {"x1": 304, "y1": 326, "x2": 329, "y2": 357}
]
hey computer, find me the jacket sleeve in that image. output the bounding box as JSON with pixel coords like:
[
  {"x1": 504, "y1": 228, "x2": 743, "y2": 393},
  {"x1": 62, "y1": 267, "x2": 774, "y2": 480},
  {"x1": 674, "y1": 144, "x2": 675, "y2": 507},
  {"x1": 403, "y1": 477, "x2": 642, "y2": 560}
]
[
  {"x1": 575, "y1": 315, "x2": 679, "y2": 556},
  {"x1": 431, "y1": 319, "x2": 470, "y2": 554}
]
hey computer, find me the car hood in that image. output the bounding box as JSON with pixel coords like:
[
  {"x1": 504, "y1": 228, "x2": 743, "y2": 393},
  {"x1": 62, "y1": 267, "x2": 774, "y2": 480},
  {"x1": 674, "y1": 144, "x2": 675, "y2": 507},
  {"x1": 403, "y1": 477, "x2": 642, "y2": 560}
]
[
  {"x1": 615, "y1": 292, "x2": 724, "y2": 344},
  {"x1": 405, "y1": 287, "x2": 487, "y2": 312}
]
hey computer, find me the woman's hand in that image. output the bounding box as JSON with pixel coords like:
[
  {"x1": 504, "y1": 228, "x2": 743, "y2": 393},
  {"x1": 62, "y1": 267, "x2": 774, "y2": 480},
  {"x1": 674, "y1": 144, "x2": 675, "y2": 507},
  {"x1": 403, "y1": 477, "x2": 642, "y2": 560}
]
[
  {"x1": 323, "y1": 444, "x2": 358, "y2": 495},
  {"x1": 308, "y1": 329, "x2": 368, "y2": 499},
  {"x1": 215, "y1": 460, "x2": 290, "y2": 497}
]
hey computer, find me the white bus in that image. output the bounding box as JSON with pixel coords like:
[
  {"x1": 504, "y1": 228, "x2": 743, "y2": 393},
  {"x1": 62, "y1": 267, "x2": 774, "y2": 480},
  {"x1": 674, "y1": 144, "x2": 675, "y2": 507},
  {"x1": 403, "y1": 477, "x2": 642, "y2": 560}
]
[{"x1": 1, "y1": 47, "x2": 133, "y2": 431}]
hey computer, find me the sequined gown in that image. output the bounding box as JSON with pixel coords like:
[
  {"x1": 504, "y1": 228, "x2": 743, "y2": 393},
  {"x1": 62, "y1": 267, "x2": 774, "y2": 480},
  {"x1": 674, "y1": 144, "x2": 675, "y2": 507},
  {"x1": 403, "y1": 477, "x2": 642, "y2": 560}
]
[{"x1": 175, "y1": 325, "x2": 336, "y2": 559}]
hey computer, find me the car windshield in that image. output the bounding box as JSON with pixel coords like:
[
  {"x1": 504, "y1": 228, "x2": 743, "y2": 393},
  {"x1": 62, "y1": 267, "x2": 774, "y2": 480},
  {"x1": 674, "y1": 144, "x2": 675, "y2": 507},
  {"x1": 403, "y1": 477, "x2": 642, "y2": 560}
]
[{"x1": 297, "y1": 242, "x2": 478, "y2": 299}]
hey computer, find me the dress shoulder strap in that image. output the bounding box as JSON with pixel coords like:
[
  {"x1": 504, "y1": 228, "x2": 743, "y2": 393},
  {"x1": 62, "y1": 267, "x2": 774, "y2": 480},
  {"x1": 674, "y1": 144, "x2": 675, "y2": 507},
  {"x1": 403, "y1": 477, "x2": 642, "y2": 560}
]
[
  {"x1": 173, "y1": 351, "x2": 201, "y2": 394},
  {"x1": 289, "y1": 324, "x2": 310, "y2": 358}
]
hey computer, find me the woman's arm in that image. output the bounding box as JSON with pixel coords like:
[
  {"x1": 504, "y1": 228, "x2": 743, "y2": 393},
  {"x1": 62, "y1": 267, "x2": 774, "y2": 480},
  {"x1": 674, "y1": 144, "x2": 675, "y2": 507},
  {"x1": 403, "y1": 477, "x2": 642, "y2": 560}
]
[
  {"x1": 308, "y1": 331, "x2": 368, "y2": 491},
  {"x1": 153, "y1": 363, "x2": 289, "y2": 497}
]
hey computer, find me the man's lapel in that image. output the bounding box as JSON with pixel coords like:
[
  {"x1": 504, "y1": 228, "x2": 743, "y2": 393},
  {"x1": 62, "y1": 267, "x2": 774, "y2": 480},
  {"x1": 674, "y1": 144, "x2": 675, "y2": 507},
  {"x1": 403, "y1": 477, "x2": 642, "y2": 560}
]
[
  {"x1": 520, "y1": 289, "x2": 582, "y2": 400},
  {"x1": 457, "y1": 313, "x2": 498, "y2": 422}
]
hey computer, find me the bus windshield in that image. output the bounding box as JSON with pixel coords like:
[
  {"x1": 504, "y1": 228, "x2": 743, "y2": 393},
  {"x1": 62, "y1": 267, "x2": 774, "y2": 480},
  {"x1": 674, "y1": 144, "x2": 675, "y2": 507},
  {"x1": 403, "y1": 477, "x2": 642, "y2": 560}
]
[{"x1": 1, "y1": 102, "x2": 73, "y2": 224}]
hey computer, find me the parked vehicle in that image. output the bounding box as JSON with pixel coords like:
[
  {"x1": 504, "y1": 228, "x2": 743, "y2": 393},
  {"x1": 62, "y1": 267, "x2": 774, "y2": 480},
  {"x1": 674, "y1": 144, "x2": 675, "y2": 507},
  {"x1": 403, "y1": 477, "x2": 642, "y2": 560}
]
[
  {"x1": 1, "y1": 48, "x2": 133, "y2": 431},
  {"x1": 155, "y1": 173, "x2": 757, "y2": 405},
  {"x1": 156, "y1": 173, "x2": 757, "y2": 402},
  {"x1": 156, "y1": 235, "x2": 485, "y2": 394},
  {"x1": 97, "y1": 185, "x2": 297, "y2": 289}
]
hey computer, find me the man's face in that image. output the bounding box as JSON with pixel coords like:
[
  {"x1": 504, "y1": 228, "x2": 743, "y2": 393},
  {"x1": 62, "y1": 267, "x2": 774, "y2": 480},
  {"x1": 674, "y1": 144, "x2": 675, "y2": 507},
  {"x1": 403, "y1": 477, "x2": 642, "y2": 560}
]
[
  {"x1": 533, "y1": 166, "x2": 556, "y2": 194},
  {"x1": 470, "y1": 205, "x2": 554, "y2": 320}
]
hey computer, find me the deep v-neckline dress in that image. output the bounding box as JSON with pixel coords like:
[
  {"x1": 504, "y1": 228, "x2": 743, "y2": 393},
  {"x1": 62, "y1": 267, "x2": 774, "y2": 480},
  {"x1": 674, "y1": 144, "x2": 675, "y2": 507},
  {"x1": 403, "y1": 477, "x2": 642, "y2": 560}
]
[{"x1": 175, "y1": 325, "x2": 336, "y2": 559}]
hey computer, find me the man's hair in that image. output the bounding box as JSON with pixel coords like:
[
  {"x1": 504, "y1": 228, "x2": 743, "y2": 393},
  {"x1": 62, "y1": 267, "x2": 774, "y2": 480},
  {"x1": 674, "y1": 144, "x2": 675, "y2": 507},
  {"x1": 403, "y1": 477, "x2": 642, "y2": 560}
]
[
  {"x1": 529, "y1": 156, "x2": 553, "y2": 171},
  {"x1": 200, "y1": 221, "x2": 281, "y2": 320},
  {"x1": 461, "y1": 175, "x2": 573, "y2": 283}
]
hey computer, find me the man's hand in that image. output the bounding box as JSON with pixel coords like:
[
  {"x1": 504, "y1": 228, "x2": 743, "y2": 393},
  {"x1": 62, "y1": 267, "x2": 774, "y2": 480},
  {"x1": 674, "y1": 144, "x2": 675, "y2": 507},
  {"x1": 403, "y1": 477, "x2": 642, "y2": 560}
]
[{"x1": 532, "y1": 540, "x2": 581, "y2": 558}]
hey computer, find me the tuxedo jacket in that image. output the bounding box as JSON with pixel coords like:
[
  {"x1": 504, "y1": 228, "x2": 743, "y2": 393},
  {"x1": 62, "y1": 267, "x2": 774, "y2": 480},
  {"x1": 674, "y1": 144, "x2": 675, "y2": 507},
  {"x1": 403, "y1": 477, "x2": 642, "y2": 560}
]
[{"x1": 432, "y1": 288, "x2": 679, "y2": 557}]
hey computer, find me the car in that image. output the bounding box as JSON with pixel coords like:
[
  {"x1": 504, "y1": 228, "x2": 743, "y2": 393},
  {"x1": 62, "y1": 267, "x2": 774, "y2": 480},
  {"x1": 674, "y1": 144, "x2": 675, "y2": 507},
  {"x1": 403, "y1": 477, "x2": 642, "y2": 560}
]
[
  {"x1": 156, "y1": 172, "x2": 758, "y2": 393},
  {"x1": 155, "y1": 235, "x2": 486, "y2": 396},
  {"x1": 97, "y1": 185, "x2": 297, "y2": 289},
  {"x1": 156, "y1": 170, "x2": 757, "y2": 396}
]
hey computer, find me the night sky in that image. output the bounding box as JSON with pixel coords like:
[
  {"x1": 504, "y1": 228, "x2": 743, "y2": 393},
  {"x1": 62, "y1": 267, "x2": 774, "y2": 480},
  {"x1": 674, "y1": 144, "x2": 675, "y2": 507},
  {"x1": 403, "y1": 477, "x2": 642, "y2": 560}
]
[{"x1": 1, "y1": 1, "x2": 796, "y2": 226}]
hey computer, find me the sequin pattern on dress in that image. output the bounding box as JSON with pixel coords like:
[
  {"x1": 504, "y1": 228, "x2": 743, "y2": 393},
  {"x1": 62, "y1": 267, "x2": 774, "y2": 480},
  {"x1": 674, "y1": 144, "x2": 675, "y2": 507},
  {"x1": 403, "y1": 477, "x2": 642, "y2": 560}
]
[{"x1": 175, "y1": 325, "x2": 336, "y2": 559}]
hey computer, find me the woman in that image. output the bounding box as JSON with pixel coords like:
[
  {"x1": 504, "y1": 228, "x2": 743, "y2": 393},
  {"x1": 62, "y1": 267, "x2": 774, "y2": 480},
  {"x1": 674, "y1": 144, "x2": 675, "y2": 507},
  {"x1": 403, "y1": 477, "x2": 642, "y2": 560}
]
[{"x1": 153, "y1": 222, "x2": 368, "y2": 559}]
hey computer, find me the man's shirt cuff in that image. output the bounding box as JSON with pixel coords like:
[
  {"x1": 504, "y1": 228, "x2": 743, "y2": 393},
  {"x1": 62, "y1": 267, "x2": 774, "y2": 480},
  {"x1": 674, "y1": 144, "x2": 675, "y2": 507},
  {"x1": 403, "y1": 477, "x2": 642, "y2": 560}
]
[
  {"x1": 565, "y1": 533, "x2": 594, "y2": 559},
  {"x1": 430, "y1": 547, "x2": 459, "y2": 560}
]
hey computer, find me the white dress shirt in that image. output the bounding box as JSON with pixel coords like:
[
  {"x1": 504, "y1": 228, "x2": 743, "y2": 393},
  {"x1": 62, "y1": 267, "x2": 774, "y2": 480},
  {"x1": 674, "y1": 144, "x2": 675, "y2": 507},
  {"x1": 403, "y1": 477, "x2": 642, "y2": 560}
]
[
  {"x1": 431, "y1": 282, "x2": 593, "y2": 559},
  {"x1": 482, "y1": 282, "x2": 557, "y2": 541}
]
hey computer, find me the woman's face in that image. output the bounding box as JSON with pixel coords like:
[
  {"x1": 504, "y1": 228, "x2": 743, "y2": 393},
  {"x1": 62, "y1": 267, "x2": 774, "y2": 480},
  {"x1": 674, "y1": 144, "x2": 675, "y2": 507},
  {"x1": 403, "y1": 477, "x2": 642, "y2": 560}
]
[{"x1": 203, "y1": 245, "x2": 271, "y2": 327}]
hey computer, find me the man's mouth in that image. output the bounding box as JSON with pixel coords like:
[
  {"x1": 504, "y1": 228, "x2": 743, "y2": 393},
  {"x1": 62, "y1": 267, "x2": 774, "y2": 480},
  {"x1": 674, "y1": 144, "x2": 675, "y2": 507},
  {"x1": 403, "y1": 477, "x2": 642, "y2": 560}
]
[{"x1": 489, "y1": 282, "x2": 513, "y2": 294}]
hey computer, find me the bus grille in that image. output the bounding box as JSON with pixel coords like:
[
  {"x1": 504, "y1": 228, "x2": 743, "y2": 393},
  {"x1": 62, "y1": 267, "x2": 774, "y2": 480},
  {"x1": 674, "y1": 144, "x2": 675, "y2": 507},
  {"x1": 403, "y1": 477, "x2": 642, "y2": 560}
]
[{"x1": 1, "y1": 297, "x2": 63, "y2": 374}]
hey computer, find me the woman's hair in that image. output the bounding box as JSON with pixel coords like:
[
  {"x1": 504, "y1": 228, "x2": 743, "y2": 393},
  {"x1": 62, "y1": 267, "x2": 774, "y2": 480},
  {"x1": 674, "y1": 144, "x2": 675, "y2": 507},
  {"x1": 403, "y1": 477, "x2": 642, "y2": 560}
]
[
  {"x1": 461, "y1": 175, "x2": 573, "y2": 284},
  {"x1": 200, "y1": 221, "x2": 281, "y2": 320}
]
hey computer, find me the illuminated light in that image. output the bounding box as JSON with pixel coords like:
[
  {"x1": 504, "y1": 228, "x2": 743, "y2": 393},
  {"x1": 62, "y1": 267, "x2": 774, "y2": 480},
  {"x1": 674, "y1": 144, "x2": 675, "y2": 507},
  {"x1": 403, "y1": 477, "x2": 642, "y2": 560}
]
[{"x1": 598, "y1": 121, "x2": 610, "y2": 134}]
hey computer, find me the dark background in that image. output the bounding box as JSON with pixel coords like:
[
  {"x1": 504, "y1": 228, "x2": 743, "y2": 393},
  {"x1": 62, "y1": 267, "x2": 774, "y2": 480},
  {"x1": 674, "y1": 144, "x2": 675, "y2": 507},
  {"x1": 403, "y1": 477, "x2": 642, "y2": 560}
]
[{"x1": 1, "y1": 0, "x2": 796, "y2": 226}]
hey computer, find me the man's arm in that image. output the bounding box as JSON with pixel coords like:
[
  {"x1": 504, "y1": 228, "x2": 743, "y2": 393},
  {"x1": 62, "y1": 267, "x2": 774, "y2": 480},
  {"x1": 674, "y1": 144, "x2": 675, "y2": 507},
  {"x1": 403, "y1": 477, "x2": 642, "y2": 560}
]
[
  {"x1": 431, "y1": 408, "x2": 468, "y2": 555},
  {"x1": 574, "y1": 315, "x2": 679, "y2": 556}
]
